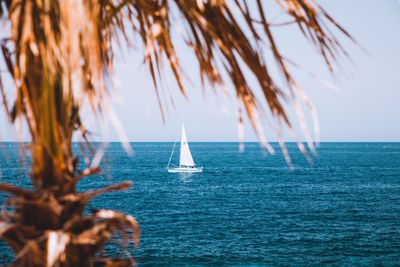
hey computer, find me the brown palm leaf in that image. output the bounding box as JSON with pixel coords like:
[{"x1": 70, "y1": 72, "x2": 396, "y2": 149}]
[{"x1": 0, "y1": 0, "x2": 354, "y2": 266}]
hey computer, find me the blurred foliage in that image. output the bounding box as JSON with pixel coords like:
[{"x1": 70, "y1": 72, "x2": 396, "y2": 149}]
[{"x1": 0, "y1": 0, "x2": 352, "y2": 266}]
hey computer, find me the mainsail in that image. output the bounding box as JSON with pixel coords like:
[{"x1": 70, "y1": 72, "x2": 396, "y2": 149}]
[{"x1": 179, "y1": 124, "x2": 195, "y2": 167}]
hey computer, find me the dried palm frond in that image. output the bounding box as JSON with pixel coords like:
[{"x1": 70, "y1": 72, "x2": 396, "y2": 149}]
[
  {"x1": 0, "y1": 0, "x2": 354, "y2": 266},
  {"x1": 101, "y1": 0, "x2": 353, "y2": 154},
  {"x1": 0, "y1": 180, "x2": 139, "y2": 266}
]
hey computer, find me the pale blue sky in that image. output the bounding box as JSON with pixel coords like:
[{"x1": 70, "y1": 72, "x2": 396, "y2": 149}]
[{"x1": 1, "y1": 1, "x2": 399, "y2": 142}]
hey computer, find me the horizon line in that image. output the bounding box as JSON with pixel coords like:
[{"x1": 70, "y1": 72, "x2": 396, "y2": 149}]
[{"x1": 0, "y1": 141, "x2": 399, "y2": 143}]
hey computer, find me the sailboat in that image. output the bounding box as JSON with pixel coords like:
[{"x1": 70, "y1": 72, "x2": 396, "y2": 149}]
[{"x1": 167, "y1": 124, "x2": 203, "y2": 173}]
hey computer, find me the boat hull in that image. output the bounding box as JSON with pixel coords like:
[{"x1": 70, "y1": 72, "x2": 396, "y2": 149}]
[{"x1": 167, "y1": 167, "x2": 203, "y2": 173}]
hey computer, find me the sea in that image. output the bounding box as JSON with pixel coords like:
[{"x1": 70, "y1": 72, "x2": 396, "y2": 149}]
[{"x1": 0, "y1": 142, "x2": 399, "y2": 266}]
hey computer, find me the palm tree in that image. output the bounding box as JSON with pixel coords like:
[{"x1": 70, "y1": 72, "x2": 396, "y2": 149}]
[{"x1": 0, "y1": 0, "x2": 353, "y2": 266}]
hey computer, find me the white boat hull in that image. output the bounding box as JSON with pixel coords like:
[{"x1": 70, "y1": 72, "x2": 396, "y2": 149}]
[{"x1": 167, "y1": 167, "x2": 203, "y2": 173}]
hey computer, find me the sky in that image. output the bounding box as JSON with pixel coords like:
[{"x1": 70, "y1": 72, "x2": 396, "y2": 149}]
[{"x1": 0, "y1": 0, "x2": 399, "y2": 142}]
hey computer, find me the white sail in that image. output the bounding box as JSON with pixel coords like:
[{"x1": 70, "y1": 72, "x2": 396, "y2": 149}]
[{"x1": 179, "y1": 124, "x2": 195, "y2": 167}]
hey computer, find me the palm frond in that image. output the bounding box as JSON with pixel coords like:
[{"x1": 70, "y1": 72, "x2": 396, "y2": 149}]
[
  {"x1": 0, "y1": 0, "x2": 355, "y2": 265},
  {"x1": 102, "y1": 0, "x2": 353, "y2": 153}
]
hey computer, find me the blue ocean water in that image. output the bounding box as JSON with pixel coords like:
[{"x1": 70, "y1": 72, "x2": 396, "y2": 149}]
[{"x1": 0, "y1": 142, "x2": 399, "y2": 266}]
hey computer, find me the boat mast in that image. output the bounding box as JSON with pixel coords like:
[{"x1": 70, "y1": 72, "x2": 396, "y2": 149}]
[{"x1": 167, "y1": 140, "x2": 178, "y2": 168}]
